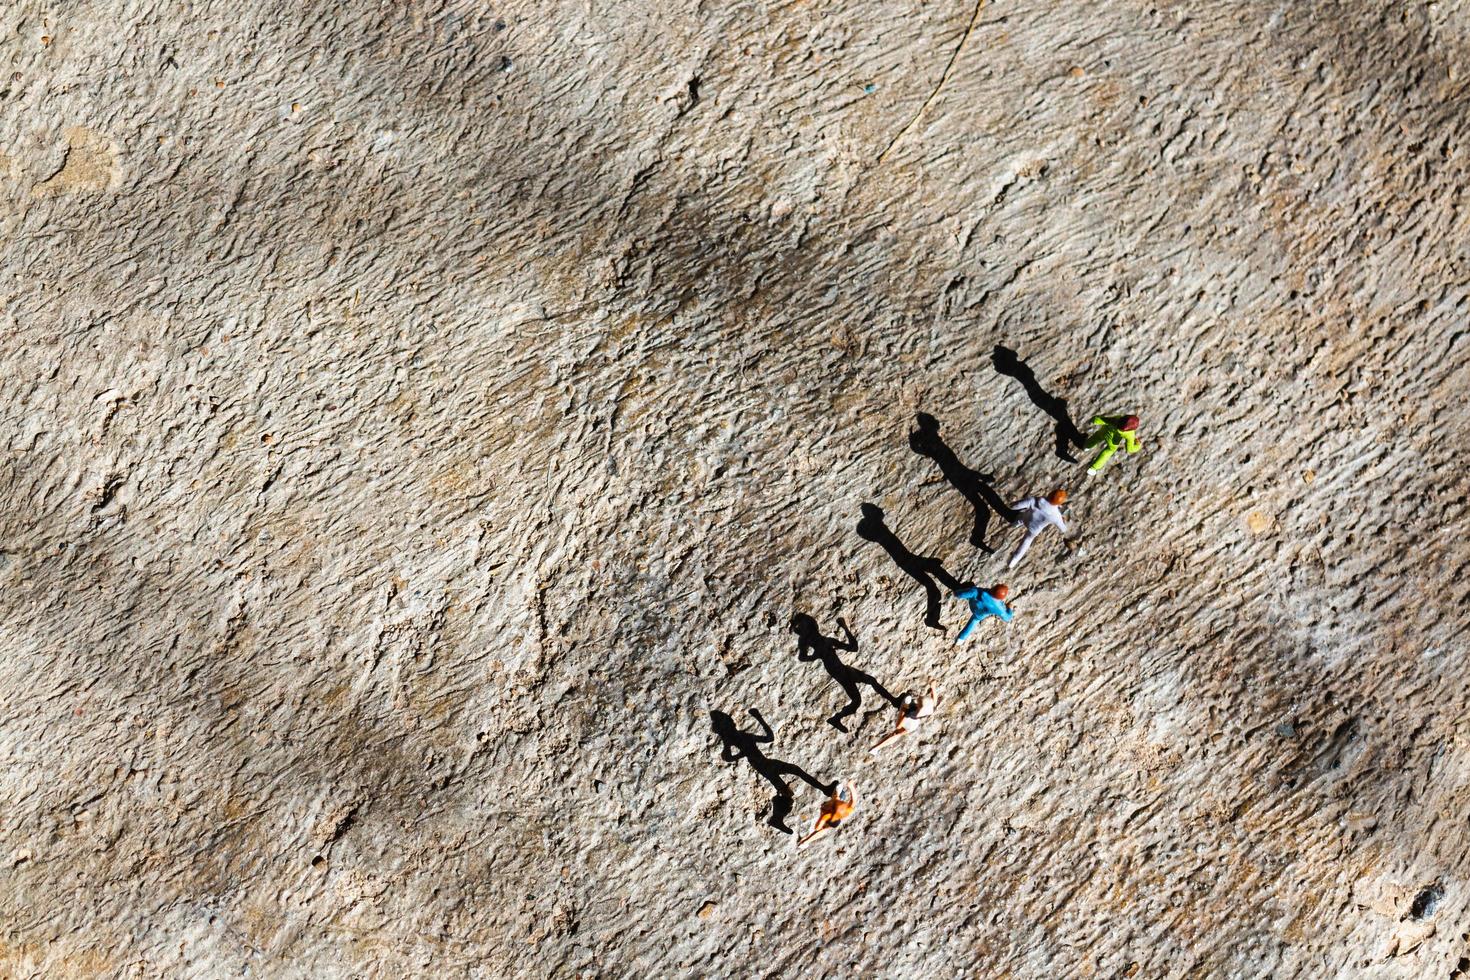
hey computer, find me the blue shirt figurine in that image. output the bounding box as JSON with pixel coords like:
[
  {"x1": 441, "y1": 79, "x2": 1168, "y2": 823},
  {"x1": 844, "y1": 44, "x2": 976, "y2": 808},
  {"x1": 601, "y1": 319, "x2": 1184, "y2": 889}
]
[{"x1": 954, "y1": 583, "x2": 1013, "y2": 641}]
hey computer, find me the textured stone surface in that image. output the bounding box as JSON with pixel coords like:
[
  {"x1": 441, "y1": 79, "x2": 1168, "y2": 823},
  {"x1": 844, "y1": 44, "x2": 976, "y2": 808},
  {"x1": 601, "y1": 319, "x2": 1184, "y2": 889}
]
[{"x1": 2, "y1": 0, "x2": 1469, "y2": 976}]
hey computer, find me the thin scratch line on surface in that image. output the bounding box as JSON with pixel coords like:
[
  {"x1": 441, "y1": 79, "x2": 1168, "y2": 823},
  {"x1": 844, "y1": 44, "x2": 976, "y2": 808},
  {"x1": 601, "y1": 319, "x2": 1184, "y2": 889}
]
[{"x1": 877, "y1": 0, "x2": 988, "y2": 164}]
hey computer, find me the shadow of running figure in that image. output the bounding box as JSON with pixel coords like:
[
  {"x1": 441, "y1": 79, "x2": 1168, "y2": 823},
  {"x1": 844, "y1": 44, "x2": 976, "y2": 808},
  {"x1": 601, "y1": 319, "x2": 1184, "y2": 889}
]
[
  {"x1": 710, "y1": 708, "x2": 834, "y2": 834},
  {"x1": 908, "y1": 414, "x2": 1019, "y2": 553},
  {"x1": 991, "y1": 344, "x2": 1085, "y2": 462},
  {"x1": 791, "y1": 614, "x2": 899, "y2": 732},
  {"x1": 856, "y1": 503, "x2": 962, "y2": 630}
]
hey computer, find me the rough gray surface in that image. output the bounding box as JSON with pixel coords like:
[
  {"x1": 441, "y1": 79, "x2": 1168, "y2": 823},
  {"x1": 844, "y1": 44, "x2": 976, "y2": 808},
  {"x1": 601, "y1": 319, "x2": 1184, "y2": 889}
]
[{"x1": 2, "y1": 0, "x2": 1469, "y2": 976}]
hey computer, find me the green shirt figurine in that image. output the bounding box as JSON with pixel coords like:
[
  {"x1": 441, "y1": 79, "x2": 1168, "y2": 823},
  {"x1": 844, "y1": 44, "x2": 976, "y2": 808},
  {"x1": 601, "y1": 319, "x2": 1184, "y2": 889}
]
[{"x1": 1085, "y1": 414, "x2": 1140, "y2": 474}]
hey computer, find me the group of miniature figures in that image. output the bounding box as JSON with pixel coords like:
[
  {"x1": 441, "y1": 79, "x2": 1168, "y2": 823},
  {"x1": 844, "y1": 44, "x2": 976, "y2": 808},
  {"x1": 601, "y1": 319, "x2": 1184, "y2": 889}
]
[{"x1": 795, "y1": 411, "x2": 1143, "y2": 848}]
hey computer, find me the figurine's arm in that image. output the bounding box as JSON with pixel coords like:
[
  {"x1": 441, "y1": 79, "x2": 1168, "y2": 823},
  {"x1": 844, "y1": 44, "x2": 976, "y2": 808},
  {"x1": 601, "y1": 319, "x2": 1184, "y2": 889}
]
[
  {"x1": 748, "y1": 707, "x2": 774, "y2": 742},
  {"x1": 836, "y1": 618, "x2": 858, "y2": 652},
  {"x1": 986, "y1": 594, "x2": 1015, "y2": 622}
]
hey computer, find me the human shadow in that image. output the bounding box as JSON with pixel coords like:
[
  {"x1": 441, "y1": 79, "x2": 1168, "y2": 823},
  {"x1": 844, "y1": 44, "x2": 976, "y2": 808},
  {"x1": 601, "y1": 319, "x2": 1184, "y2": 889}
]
[
  {"x1": 856, "y1": 503, "x2": 964, "y2": 630},
  {"x1": 908, "y1": 414, "x2": 1019, "y2": 552},
  {"x1": 710, "y1": 708, "x2": 833, "y2": 834},
  {"x1": 991, "y1": 344, "x2": 1085, "y2": 462},
  {"x1": 791, "y1": 614, "x2": 899, "y2": 732}
]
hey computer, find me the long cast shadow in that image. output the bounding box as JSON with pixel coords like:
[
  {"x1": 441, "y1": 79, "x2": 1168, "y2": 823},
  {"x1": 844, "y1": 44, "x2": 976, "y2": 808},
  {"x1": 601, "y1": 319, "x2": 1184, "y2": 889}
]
[
  {"x1": 908, "y1": 414, "x2": 1019, "y2": 552},
  {"x1": 992, "y1": 344, "x2": 1085, "y2": 462},
  {"x1": 856, "y1": 503, "x2": 963, "y2": 630},
  {"x1": 791, "y1": 614, "x2": 898, "y2": 732},
  {"x1": 710, "y1": 708, "x2": 833, "y2": 834}
]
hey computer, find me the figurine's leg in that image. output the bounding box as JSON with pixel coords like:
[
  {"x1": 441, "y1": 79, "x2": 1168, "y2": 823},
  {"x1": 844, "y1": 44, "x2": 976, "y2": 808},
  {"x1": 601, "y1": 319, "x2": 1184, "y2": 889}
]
[
  {"x1": 870, "y1": 729, "x2": 905, "y2": 753},
  {"x1": 829, "y1": 684, "x2": 860, "y2": 731},
  {"x1": 923, "y1": 575, "x2": 942, "y2": 629},
  {"x1": 1088, "y1": 442, "x2": 1118, "y2": 473},
  {"x1": 769, "y1": 790, "x2": 794, "y2": 834},
  {"x1": 971, "y1": 497, "x2": 994, "y2": 552},
  {"x1": 957, "y1": 613, "x2": 986, "y2": 641},
  {"x1": 797, "y1": 819, "x2": 834, "y2": 848},
  {"x1": 1008, "y1": 530, "x2": 1036, "y2": 569}
]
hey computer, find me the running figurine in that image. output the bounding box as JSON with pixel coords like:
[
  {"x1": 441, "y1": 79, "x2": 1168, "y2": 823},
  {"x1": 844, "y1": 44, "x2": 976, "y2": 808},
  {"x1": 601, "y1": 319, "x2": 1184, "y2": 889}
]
[
  {"x1": 1085, "y1": 414, "x2": 1141, "y2": 475},
  {"x1": 1007, "y1": 489, "x2": 1068, "y2": 569},
  {"x1": 870, "y1": 685, "x2": 939, "y2": 753},
  {"x1": 953, "y1": 583, "x2": 1013, "y2": 641},
  {"x1": 797, "y1": 782, "x2": 858, "y2": 848}
]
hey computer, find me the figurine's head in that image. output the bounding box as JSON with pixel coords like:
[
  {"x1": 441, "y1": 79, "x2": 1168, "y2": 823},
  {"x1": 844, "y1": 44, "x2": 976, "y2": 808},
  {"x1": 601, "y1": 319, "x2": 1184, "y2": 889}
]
[
  {"x1": 1121, "y1": 414, "x2": 1140, "y2": 431},
  {"x1": 991, "y1": 584, "x2": 1010, "y2": 601},
  {"x1": 1047, "y1": 489, "x2": 1067, "y2": 506},
  {"x1": 789, "y1": 613, "x2": 818, "y2": 639},
  {"x1": 709, "y1": 710, "x2": 735, "y2": 738}
]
